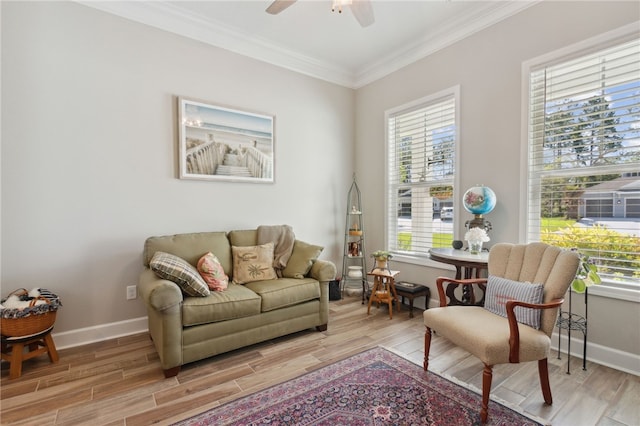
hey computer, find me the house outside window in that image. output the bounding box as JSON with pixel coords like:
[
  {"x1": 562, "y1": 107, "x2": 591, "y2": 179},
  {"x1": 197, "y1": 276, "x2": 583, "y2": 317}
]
[
  {"x1": 525, "y1": 32, "x2": 640, "y2": 293},
  {"x1": 385, "y1": 87, "x2": 459, "y2": 258}
]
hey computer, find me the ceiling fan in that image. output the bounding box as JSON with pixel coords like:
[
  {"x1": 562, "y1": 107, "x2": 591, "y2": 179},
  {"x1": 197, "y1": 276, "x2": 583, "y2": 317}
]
[{"x1": 266, "y1": 0, "x2": 375, "y2": 28}]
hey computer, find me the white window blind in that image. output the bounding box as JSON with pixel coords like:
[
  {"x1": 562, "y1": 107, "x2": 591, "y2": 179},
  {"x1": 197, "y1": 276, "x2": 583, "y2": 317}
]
[
  {"x1": 527, "y1": 37, "x2": 640, "y2": 289},
  {"x1": 386, "y1": 89, "x2": 457, "y2": 257}
]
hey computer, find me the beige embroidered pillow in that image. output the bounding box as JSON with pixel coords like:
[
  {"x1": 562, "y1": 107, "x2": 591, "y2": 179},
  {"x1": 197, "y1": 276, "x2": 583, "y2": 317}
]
[{"x1": 232, "y1": 243, "x2": 278, "y2": 284}]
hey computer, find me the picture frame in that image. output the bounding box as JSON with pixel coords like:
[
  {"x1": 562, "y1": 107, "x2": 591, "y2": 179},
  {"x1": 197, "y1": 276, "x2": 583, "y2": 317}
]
[{"x1": 178, "y1": 97, "x2": 275, "y2": 183}]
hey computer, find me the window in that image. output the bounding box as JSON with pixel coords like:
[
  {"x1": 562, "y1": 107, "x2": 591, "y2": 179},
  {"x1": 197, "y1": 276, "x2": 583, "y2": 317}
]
[
  {"x1": 385, "y1": 87, "x2": 458, "y2": 258},
  {"x1": 526, "y1": 34, "x2": 640, "y2": 291}
]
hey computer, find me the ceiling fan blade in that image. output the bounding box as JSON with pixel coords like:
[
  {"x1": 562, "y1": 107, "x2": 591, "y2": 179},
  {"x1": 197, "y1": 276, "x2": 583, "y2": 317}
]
[
  {"x1": 266, "y1": 0, "x2": 297, "y2": 15},
  {"x1": 350, "y1": 0, "x2": 374, "y2": 27}
]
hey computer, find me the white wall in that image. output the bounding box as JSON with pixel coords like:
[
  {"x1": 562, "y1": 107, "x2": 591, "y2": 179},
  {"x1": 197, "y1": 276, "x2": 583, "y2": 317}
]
[
  {"x1": 355, "y1": 1, "x2": 640, "y2": 364},
  {"x1": 1, "y1": 2, "x2": 353, "y2": 335}
]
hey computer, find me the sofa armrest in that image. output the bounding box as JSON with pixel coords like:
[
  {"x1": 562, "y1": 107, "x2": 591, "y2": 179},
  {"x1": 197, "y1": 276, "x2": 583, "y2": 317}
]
[
  {"x1": 138, "y1": 268, "x2": 184, "y2": 311},
  {"x1": 308, "y1": 259, "x2": 337, "y2": 283},
  {"x1": 138, "y1": 268, "x2": 184, "y2": 373},
  {"x1": 309, "y1": 259, "x2": 335, "y2": 328}
]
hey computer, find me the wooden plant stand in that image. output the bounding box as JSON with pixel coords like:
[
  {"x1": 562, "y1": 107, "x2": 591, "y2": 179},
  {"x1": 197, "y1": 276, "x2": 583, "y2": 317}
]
[{"x1": 367, "y1": 269, "x2": 400, "y2": 319}]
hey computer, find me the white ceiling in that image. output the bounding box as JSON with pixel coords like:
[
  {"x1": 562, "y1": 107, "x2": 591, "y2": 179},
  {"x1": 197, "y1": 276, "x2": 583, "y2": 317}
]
[{"x1": 79, "y1": 0, "x2": 538, "y2": 88}]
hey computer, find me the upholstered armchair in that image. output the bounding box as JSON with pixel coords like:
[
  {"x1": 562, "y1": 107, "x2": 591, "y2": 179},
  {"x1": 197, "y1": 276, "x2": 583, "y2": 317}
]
[{"x1": 423, "y1": 242, "x2": 579, "y2": 424}]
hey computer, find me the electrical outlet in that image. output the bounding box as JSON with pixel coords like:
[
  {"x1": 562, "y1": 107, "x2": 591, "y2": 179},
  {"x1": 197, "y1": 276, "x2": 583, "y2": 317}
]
[{"x1": 126, "y1": 285, "x2": 137, "y2": 300}]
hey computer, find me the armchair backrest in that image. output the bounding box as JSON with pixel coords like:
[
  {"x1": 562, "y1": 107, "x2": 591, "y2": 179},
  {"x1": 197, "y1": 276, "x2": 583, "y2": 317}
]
[{"x1": 488, "y1": 242, "x2": 580, "y2": 336}]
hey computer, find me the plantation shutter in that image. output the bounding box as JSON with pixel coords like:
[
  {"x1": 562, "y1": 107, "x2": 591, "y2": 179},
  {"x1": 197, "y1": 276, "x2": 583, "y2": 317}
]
[
  {"x1": 386, "y1": 90, "x2": 457, "y2": 257},
  {"x1": 527, "y1": 37, "x2": 640, "y2": 288}
]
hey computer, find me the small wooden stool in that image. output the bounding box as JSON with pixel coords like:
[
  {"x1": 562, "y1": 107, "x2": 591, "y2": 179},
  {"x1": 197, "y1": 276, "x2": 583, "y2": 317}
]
[
  {"x1": 395, "y1": 282, "x2": 431, "y2": 318},
  {"x1": 367, "y1": 269, "x2": 400, "y2": 319},
  {"x1": 1, "y1": 326, "x2": 59, "y2": 379}
]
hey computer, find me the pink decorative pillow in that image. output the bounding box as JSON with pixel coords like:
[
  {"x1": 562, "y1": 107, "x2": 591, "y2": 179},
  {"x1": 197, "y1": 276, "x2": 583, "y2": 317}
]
[{"x1": 197, "y1": 252, "x2": 229, "y2": 291}]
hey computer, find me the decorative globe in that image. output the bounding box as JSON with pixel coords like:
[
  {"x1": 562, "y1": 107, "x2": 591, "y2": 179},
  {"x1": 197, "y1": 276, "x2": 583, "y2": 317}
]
[{"x1": 463, "y1": 186, "x2": 496, "y2": 215}]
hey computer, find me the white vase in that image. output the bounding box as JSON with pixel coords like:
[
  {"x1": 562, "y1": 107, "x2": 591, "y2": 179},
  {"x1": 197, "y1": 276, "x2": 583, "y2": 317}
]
[
  {"x1": 347, "y1": 266, "x2": 363, "y2": 278},
  {"x1": 468, "y1": 240, "x2": 483, "y2": 254}
]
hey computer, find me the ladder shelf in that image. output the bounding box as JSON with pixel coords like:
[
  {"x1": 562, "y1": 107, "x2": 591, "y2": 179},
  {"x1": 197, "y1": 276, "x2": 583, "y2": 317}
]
[{"x1": 342, "y1": 175, "x2": 368, "y2": 303}]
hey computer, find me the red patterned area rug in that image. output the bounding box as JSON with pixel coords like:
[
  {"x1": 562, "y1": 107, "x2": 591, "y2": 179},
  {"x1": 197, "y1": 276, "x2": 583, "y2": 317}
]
[{"x1": 174, "y1": 347, "x2": 544, "y2": 426}]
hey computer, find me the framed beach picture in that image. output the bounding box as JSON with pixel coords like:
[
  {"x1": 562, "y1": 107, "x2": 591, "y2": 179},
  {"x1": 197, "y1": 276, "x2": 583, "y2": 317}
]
[{"x1": 178, "y1": 97, "x2": 275, "y2": 183}]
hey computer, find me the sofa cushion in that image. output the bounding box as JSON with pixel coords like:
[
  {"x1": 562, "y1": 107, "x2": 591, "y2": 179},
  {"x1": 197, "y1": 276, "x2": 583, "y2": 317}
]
[
  {"x1": 282, "y1": 240, "x2": 324, "y2": 279},
  {"x1": 197, "y1": 252, "x2": 229, "y2": 291},
  {"x1": 232, "y1": 243, "x2": 278, "y2": 284},
  {"x1": 244, "y1": 277, "x2": 320, "y2": 312},
  {"x1": 181, "y1": 283, "x2": 261, "y2": 326},
  {"x1": 150, "y1": 251, "x2": 210, "y2": 297},
  {"x1": 483, "y1": 275, "x2": 544, "y2": 329},
  {"x1": 228, "y1": 229, "x2": 258, "y2": 247}
]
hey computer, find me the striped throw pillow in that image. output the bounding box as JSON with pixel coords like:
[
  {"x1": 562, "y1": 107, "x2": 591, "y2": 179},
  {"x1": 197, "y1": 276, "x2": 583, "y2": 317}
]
[{"x1": 484, "y1": 275, "x2": 544, "y2": 329}]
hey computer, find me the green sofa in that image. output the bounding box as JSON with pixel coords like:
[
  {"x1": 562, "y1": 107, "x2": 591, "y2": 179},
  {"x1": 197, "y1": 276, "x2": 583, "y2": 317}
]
[{"x1": 138, "y1": 229, "x2": 336, "y2": 377}]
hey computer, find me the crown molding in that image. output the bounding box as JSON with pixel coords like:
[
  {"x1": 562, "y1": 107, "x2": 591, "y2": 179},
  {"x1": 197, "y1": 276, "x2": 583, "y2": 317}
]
[
  {"x1": 354, "y1": 1, "x2": 539, "y2": 88},
  {"x1": 77, "y1": 1, "x2": 538, "y2": 90}
]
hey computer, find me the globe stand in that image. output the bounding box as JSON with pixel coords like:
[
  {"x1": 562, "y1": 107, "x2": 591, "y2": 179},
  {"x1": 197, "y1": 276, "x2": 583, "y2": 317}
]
[{"x1": 465, "y1": 214, "x2": 492, "y2": 233}]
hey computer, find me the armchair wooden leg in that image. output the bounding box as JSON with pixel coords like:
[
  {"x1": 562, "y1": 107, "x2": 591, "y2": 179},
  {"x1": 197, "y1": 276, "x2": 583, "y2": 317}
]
[
  {"x1": 481, "y1": 364, "x2": 493, "y2": 424},
  {"x1": 423, "y1": 326, "x2": 432, "y2": 371},
  {"x1": 538, "y1": 358, "x2": 553, "y2": 405}
]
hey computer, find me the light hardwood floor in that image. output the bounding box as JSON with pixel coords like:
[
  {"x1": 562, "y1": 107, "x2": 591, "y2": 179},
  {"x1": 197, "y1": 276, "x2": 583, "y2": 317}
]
[{"x1": 1, "y1": 295, "x2": 638, "y2": 425}]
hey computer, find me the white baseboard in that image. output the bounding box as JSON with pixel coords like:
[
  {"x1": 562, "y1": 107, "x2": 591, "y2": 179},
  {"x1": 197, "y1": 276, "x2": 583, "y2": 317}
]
[
  {"x1": 51, "y1": 317, "x2": 148, "y2": 350},
  {"x1": 551, "y1": 331, "x2": 640, "y2": 376}
]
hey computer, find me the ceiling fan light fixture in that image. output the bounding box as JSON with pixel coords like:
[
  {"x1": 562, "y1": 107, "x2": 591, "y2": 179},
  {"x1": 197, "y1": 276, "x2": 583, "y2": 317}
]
[
  {"x1": 332, "y1": 0, "x2": 353, "y2": 14},
  {"x1": 266, "y1": 0, "x2": 373, "y2": 27}
]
